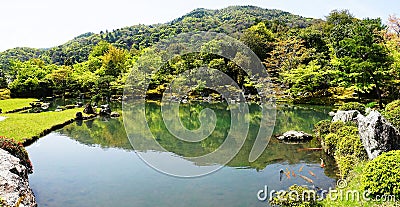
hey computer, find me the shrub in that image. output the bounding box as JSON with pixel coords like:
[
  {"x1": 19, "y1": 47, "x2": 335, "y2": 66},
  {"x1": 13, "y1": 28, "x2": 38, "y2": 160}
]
[
  {"x1": 314, "y1": 119, "x2": 331, "y2": 138},
  {"x1": 338, "y1": 102, "x2": 366, "y2": 115},
  {"x1": 269, "y1": 184, "x2": 321, "y2": 207},
  {"x1": 336, "y1": 135, "x2": 367, "y2": 159},
  {"x1": 0, "y1": 136, "x2": 33, "y2": 173},
  {"x1": 385, "y1": 100, "x2": 400, "y2": 112},
  {"x1": 362, "y1": 150, "x2": 400, "y2": 199},
  {"x1": 383, "y1": 100, "x2": 400, "y2": 130},
  {"x1": 336, "y1": 126, "x2": 358, "y2": 137},
  {"x1": 336, "y1": 155, "x2": 358, "y2": 178},
  {"x1": 323, "y1": 133, "x2": 339, "y2": 155},
  {"x1": 329, "y1": 121, "x2": 345, "y2": 134}
]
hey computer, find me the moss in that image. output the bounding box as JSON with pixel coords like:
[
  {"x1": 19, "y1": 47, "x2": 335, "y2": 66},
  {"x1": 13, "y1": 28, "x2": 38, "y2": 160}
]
[
  {"x1": 362, "y1": 150, "x2": 400, "y2": 200},
  {"x1": 338, "y1": 102, "x2": 366, "y2": 115},
  {"x1": 0, "y1": 136, "x2": 33, "y2": 173}
]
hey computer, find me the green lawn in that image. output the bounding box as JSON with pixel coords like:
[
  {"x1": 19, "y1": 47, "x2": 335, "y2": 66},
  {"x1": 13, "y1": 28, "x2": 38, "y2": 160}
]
[
  {"x1": 0, "y1": 98, "x2": 38, "y2": 113},
  {"x1": 0, "y1": 108, "x2": 83, "y2": 142}
]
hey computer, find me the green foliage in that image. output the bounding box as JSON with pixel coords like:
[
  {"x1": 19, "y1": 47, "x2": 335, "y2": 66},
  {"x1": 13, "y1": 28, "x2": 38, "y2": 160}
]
[
  {"x1": 314, "y1": 119, "x2": 331, "y2": 138},
  {"x1": 336, "y1": 126, "x2": 358, "y2": 137},
  {"x1": 0, "y1": 89, "x2": 10, "y2": 100},
  {"x1": 336, "y1": 135, "x2": 366, "y2": 159},
  {"x1": 335, "y1": 154, "x2": 358, "y2": 178},
  {"x1": 362, "y1": 150, "x2": 400, "y2": 199},
  {"x1": 382, "y1": 100, "x2": 400, "y2": 130},
  {"x1": 269, "y1": 185, "x2": 321, "y2": 207},
  {"x1": 365, "y1": 102, "x2": 377, "y2": 109},
  {"x1": 385, "y1": 99, "x2": 400, "y2": 112},
  {"x1": 323, "y1": 133, "x2": 339, "y2": 154},
  {"x1": 0, "y1": 136, "x2": 32, "y2": 173},
  {"x1": 338, "y1": 102, "x2": 365, "y2": 114},
  {"x1": 329, "y1": 121, "x2": 345, "y2": 134}
]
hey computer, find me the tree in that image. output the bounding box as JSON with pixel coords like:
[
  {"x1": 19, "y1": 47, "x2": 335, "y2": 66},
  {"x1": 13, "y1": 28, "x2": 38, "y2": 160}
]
[
  {"x1": 333, "y1": 18, "x2": 393, "y2": 108},
  {"x1": 46, "y1": 65, "x2": 74, "y2": 98},
  {"x1": 240, "y1": 22, "x2": 274, "y2": 60}
]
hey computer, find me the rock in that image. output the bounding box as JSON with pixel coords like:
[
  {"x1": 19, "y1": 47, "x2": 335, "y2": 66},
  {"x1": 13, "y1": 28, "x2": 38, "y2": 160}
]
[
  {"x1": 83, "y1": 103, "x2": 96, "y2": 114},
  {"x1": 277, "y1": 130, "x2": 313, "y2": 141},
  {"x1": 76, "y1": 112, "x2": 83, "y2": 120},
  {"x1": 76, "y1": 102, "x2": 84, "y2": 107},
  {"x1": 328, "y1": 111, "x2": 336, "y2": 116},
  {"x1": 357, "y1": 111, "x2": 400, "y2": 159},
  {"x1": 65, "y1": 105, "x2": 76, "y2": 109},
  {"x1": 0, "y1": 108, "x2": 2, "y2": 114},
  {"x1": 100, "y1": 104, "x2": 111, "y2": 116},
  {"x1": 110, "y1": 112, "x2": 120, "y2": 117},
  {"x1": 0, "y1": 149, "x2": 36, "y2": 207},
  {"x1": 332, "y1": 110, "x2": 360, "y2": 123}
]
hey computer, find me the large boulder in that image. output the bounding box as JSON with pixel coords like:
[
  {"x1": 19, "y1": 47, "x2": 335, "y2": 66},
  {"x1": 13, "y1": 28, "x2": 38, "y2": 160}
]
[
  {"x1": 277, "y1": 131, "x2": 313, "y2": 142},
  {"x1": 0, "y1": 149, "x2": 36, "y2": 207},
  {"x1": 357, "y1": 111, "x2": 400, "y2": 159},
  {"x1": 332, "y1": 110, "x2": 360, "y2": 123}
]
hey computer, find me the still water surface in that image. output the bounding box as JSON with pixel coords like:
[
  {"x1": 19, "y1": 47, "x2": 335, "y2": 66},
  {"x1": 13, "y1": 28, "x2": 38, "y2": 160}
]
[{"x1": 27, "y1": 102, "x2": 337, "y2": 207}]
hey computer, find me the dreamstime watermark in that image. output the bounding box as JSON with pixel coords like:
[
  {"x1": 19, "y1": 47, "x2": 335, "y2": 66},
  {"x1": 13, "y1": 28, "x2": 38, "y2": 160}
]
[
  {"x1": 257, "y1": 179, "x2": 397, "y2": 203},
  {"x1": 122, "y1": 31, "x2": 276, "y2": 178}
]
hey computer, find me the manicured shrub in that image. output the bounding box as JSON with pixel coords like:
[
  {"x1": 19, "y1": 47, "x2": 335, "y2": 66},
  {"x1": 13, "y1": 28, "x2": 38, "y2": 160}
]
[
  {"x1": 314, "y1": 119, "x2": 331, "y2": 138},
  {"x1": 362, "y1": 150, "x2": 400, "y2": 199},
  {"x1": 336, "y1": 135, "x2": 367, "y2": 159},
  {"x1": 323, "y1": 133, "x2": 339, "y2": 155},
  {"x1": 336, "y1": 155, "x2": 358, "y2": 178},
  {"x1": 336, "y1": 126, "x2": 358, "y2": 138},
  {"x1": 385, "y1": 100, "x2": 400, "y2": 112},
  {"x1": 383, "y1": 100, "x2": 400, "y2": 130},
  {"x1": 338, "y1": 102, "x2": 366, "y2": 115},
  {"x1": 365, "y1": 102, "x2": 377, "y2": 109},
  {"x1": 329, "y1": 121, "x2": 345, "y2": 134},
  {"x1": 0, "y1": 136, "x2": 33, "y2": 173}
]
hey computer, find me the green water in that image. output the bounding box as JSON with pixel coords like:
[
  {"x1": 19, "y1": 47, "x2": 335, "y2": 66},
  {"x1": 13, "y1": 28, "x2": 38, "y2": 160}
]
[{"x1": 27, "y1": 102, "x2": 337, "y2": 207}]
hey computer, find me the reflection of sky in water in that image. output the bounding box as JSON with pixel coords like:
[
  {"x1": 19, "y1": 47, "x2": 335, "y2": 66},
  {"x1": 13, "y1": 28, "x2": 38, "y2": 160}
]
[{"x1": 27, "y1": 136, "x2": 336, "y2": 206}]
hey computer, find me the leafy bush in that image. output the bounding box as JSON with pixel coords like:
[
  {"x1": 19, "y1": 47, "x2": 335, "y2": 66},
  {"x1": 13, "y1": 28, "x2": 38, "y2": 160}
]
[
  {"x1": 338, "y1": 102, "x2": 366, "y2": 115},
  {"x1": 362, "y1": 150, "x2": 400, "y2": 199},
  {"x1": 0, "y1": 136, "x2": 33, "y2": 173},
  {"x1": 336, "y1": 155, "x2": 358, "y2": 178},
  {"x1": 329, "y1": 121, "x2": 345, "y2": 134},
  {"x1": 0, "y1": 89, "x2": 11, "y2": 100},
  {"x1": 314, "y1": 119, "x2": 331, "y2": 138},
  {"x1": 336, "y1": 126, "x2": 358, "y2": 137},
  {"x1": 385, "y1": 100, "x2": 400, "y2": 112},
  {"x1": 382, "y1": 100, "x2": 400, "y2": 130},
  {"x1": 336, "y1": 135, "x2": 367, "y2": 159},
  {"x1": 269, "y1": 184, "x2": 321, "y2": 207},
  {"x1": 323, "y1": 133, "x2": 339, "y2": 155}
]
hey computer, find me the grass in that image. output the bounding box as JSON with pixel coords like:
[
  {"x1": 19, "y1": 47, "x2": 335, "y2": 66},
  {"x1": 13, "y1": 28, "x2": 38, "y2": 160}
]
[
  {"x1": 0, "y1": 98, "x2": 38, "y2": 113},
  {"x1": 0, "y1": 108, "x2": 83, "y2": 143},
  {"x1": 321, "y1": 162, "x2": 399, "y2": 207}
]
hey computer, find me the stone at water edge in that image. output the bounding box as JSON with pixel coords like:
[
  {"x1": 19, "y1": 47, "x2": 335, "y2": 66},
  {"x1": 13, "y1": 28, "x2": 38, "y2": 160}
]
[
  {"x1": 110, "y1": 111, "x2": 120, "y2": 117},
  {"x1": 332, "y1": 110, "x2": 360, "y2": 123},
  {"x1": 357, "y1": 111, "x2": 400, "y2": 159},
  {"x1": 277, "y1": 130, "x2": 313, "y2": 141},
  {"x1": 0, "y1": 149, "x2": 36, "y2": 207},
  {"x1": 83, "y1": 103, "x2": 96, "y2": 114}
]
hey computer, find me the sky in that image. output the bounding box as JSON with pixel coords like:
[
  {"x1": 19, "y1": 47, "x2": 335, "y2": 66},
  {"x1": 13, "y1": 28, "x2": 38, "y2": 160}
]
[{"x1": 0, "y1": 0, "x2": 399, "y2": 52}]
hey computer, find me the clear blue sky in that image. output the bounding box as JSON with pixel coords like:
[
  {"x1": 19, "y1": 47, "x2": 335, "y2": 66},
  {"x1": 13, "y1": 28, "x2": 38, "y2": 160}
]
[{"x1": 0, "y1": 0, "x2": 399, "y2": 52}]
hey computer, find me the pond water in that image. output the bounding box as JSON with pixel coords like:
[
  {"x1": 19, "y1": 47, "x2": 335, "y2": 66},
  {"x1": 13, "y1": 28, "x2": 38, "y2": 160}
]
[{"x1": 26, "y1": 102, "x2": 338, "y2": 207}]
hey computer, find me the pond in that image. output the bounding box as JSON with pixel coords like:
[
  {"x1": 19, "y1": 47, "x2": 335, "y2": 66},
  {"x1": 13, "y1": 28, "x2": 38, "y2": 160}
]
[{"x1": 26, "y1": 102, "x2": 338, "y2": 207}]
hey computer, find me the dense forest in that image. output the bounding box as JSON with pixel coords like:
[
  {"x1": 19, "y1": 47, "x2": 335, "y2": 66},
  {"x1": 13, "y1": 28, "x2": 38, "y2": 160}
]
[{"x1": 0, "y1": 6, "x2": 399, "y2": 107}]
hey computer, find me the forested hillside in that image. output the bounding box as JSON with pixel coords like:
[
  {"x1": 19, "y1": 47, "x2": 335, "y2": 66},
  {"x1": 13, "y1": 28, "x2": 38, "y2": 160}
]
[{"x1": 0, "y1": 6, "x2": 399, "y2": 107}]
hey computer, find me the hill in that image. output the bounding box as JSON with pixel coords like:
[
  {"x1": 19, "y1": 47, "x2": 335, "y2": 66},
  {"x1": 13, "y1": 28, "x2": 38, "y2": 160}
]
[{"x1": 0, "y1": 6, "x2": 318, "y2": 72}]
